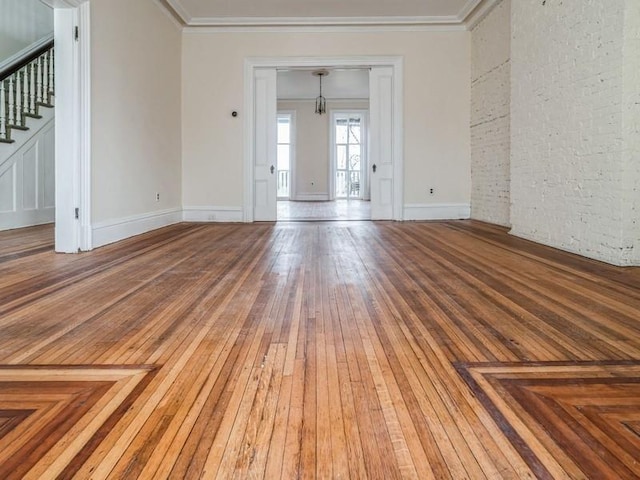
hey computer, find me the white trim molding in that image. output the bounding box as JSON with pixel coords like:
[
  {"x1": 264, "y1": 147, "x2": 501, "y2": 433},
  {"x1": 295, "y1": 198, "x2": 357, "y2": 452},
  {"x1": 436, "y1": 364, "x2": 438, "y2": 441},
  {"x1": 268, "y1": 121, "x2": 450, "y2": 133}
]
[
  {"x1": 160, "y1": 0, "x2": 497, "y2": 29},
  {"x1": 182, "y1": 206, "x2": 244, "y2": 222},
  {"x1": 0, "y1": 117, "x2": 56, "y2": 232},
  {"x1": 92, "y1": 208, "x2": 183, "y2": 248},
  {"x1": 183, "y1": 25, "x2": 466, "y2": 34},
  {"x1": 187, "y1": 15, "x2": 462, "y2": 27},
  {"x1": 152, "y1": 0, "x2": 184, "y2": 30},
  {"x1": 465, "y1": 0, "x2": 502, "y2": 30},
  {"x1": 53, "y1": 1, "x2": 91, "y2": 253},
  {"x1": 165, "y1": 0, "x2": 193, "y2": 24},
  {"x1": 0, "y1": 107, "x2": 55, "y2": 170},
  {"x1": 403, "y1": 203, "x2": 471, "y2": 221},
  {"x1": 77, "y1": 1, "x2": 91, "y2": 251}
]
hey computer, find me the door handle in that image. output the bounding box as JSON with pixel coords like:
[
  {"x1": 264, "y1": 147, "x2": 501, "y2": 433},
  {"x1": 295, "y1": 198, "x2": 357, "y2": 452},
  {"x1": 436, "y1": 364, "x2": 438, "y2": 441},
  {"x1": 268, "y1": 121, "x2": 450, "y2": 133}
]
[
  {"x1": 270, "y1": 165, "x2": 275, "y2": 174},
  {"x1": 372, "y1": 164, "x2": 377, "y2": 173}
]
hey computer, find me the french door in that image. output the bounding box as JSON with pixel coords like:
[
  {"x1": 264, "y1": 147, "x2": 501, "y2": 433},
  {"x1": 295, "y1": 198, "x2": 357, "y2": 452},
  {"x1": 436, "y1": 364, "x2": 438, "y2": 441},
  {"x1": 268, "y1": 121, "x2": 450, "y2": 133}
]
[{"x1": 332, "y1": 112, "x2": 368, "y2": 200}]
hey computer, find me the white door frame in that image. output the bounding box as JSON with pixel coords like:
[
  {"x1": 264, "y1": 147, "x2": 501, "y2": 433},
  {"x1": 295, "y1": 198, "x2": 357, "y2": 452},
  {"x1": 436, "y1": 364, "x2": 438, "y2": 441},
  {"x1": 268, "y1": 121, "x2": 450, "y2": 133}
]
[
  {"x1": 329, "y1": 109, "x2": 369, "y2": 201},
  {"x1": 45, "y1": 0, "x2": 91, "y2": 252},
  {"x1": 244, "y1": 56, "x2": 403, "y2": 222}
]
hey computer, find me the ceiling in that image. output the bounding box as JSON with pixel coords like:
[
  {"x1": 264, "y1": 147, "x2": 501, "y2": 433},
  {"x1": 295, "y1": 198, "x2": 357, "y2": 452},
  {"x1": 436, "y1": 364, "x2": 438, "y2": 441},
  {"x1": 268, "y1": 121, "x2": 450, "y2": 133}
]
[
  {"x1": 161, "y1": 0, "x2": 495, "y2": 28},
  {"x1": 277, "y1": 69, "x2": 369, "y2": 100}
]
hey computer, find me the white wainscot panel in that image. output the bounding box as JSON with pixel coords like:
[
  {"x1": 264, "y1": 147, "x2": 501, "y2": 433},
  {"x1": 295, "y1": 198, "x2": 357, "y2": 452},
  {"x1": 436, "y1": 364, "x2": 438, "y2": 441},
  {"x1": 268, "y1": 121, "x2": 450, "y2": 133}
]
[{"x1": 0, "y1": 119, "x2": 55, "y2": 231}]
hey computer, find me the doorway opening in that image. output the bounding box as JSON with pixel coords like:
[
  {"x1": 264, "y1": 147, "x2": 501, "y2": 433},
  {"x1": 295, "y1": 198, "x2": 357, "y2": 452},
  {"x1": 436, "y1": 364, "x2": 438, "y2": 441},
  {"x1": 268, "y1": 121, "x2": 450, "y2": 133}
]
[
  {"x1": 277, "y1": 107, "x2": 372, "y2": 222},
  {"x1": 245, "y1": 56, "x2": 403, "y2": 223},
  {"x1": 276, "y1": 104, "x2": 371, "y2": 222}
]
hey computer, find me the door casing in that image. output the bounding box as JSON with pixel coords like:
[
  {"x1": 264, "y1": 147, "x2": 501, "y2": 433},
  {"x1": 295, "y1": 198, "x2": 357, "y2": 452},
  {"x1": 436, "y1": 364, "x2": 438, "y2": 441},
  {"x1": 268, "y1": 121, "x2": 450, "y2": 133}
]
[
  {"x1": 51, "y1": 0, "x2": 92, "y2": 252},
  {"x1": 244, "y1": 56, "x2": 403, "y2": 222}
]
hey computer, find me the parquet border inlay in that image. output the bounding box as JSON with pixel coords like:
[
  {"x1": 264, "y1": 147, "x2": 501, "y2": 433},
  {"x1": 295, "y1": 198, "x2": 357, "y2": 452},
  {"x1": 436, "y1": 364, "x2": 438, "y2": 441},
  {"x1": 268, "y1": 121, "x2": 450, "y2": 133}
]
[
  {"x1": 0, "y1": 365, "x2": 158, "y2": 479},
  {"x1": 456, "y1": 361, "x2": 640, "y2": 480}
]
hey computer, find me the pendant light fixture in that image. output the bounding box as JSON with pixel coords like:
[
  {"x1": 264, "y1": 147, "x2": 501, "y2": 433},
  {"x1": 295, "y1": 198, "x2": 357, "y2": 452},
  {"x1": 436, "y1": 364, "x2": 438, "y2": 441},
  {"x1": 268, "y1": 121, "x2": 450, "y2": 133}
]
[{"x1": 313, "y1": 69, "x2": 329, "y2": 115}]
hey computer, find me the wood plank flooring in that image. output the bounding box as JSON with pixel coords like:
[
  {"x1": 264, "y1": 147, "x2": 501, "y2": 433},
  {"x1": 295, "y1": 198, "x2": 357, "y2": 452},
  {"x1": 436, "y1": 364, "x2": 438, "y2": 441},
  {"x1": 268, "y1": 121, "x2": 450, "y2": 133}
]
[
  {"x1": 0, "y1": 221, "x2": 639, "y2": 479},
  {"x1": 277, "y1": 200, "x2": 371, "y2": 221}
]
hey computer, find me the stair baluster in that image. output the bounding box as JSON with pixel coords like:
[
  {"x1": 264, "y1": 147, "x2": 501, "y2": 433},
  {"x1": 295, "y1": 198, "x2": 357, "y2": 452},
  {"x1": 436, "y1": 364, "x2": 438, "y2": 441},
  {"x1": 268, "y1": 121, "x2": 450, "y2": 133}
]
[
  {"x1": 22, "y1": 66, "x2": 29, "y2": 119},
  {"x1": 15, "y1": 70, "x2": 23, "y2": 127},
  {"x1": 1, "y1": 42, "x2": 55, "y2": 144},
  {"x1": 7, "y1": 77, "x2": 15, "y2": 127},
  {"x1": 43, "y1": 54, "x2": 49, "y2": 105},
  {"x1": 0, "y1": 81, "x2": 7, "y2": 141},
  {"x1": 36, "y1": 58, "x2": 43, "y2": 105},
  {"x1": 48, "y1": 49, "x2": 54, "y2": 98},
  {"x1": 29, "y1": 63, "x2": 36, "y2": 115}
]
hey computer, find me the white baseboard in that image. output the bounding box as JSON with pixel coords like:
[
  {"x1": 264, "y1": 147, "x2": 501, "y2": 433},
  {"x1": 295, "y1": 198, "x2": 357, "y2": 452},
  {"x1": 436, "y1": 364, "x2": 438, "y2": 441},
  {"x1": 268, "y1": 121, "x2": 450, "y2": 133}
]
[
  {"x1": 291, "y1": 193, "x2": 330, "y2": 201},
  {"x1": 182, "y1": 206, "x2": 244, "y2": 222},
  {"x1": 85, "y1": 203, "x2": 469, "y2": 249},
  {"x1": 92, "y1": 207, "x2": 182, "y2": 248},
  {"x1": 403, "y1": 203, "x2": 471, "y2": 221}
]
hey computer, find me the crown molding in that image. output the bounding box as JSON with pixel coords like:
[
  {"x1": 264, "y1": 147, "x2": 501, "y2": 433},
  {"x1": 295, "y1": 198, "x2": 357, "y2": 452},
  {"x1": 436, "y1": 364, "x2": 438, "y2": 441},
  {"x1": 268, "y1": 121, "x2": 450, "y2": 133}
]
[
  {"x1": 187, "y1": 15, "x2": 461, "y2": 27},
  {"x1": 458, "y1": 0, "x2": 484, "y2": 22},
  {"x1": 161, "y1": 0, "x2": 498, "y2": 30},
  {"x1": 465, "y1": 0, "x2": 502, "y2": 30},
  {"x1": 183, "y1": 24, "x2": 467, "y2": 34},
  {"x1": 152, "y1": 0, "x2": 184, "y2": 29},
  {"x1": 166, "y1": 0, "x2": 193, "y2": 24}
]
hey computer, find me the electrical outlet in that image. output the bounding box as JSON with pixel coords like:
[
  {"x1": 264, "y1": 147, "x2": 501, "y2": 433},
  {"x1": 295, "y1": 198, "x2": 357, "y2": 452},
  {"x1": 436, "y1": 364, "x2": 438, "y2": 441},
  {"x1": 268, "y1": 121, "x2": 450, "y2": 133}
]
[{"x1": 155, "y1": 193, "x2": 160, "y2": 202}]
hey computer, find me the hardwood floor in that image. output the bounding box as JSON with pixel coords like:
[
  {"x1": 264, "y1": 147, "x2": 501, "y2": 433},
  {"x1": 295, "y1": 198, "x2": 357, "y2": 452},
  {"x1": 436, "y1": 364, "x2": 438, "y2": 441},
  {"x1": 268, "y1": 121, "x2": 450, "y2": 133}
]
[
  {"x1": 0, "y1": 221, "x2": 639, "y2": 479},
  {"x1": 277, "y1": 200, "x2": 371, "y2": 221}
]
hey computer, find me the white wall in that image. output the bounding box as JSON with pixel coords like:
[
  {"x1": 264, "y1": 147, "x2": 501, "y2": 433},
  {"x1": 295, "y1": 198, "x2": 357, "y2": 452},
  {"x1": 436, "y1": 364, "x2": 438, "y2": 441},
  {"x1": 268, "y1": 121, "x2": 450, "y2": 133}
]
[
  {"x1": 90, "y1": 0, "x2": 183, "y2": 245},
  {"x1": 511, "y1": 0, "x2": 640, "y2": 266},
  {"x1": 470, "y1": 0, "x2": 510, "y2": 227},
  {"x1": 181, "y1": 30, "x2": 471, "y2": 214},
  {"x1": 278, "y1": 99, "x2": 368, "y2": 200},
  {"x1": 0, "y1": 115, "x2": 55, "y2": 230},
  {"x1": 0, "y1": 0, "x2": 53, "y2": 61},
  {"x1": 622, "y1": 0, "x2": 640, "y2": 265}
]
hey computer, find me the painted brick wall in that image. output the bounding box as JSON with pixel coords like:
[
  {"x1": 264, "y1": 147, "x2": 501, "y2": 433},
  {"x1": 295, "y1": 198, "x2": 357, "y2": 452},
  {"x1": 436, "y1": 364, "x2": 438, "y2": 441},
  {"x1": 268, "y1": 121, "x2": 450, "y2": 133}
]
[
  {"x1": 510, "y1": 0, "x2": 640, "y2": 266},
  {"x1": 622, "y1": 0, "x2": 640, "y2": 264},
  {"x1": 470, "y1": 0, "x2": 511, "y2": 227}
]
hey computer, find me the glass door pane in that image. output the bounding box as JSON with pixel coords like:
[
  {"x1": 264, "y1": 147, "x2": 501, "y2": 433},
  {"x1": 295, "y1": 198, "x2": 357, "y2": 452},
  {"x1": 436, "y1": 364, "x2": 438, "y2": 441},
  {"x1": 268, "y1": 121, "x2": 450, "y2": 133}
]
[
  {"x1": 277, "y1": 115, "x2": 291, "y2": 198},
  {"x1": 335, "y1": 114, "x2": 362, "y2": 199}
]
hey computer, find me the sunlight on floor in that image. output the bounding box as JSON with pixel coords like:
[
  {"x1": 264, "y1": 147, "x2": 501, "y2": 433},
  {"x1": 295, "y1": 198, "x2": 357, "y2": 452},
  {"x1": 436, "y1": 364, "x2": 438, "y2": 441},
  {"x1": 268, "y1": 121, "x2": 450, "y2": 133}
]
[{"x1": 277, "y1": 200, "x2": 371, "y2": 221}]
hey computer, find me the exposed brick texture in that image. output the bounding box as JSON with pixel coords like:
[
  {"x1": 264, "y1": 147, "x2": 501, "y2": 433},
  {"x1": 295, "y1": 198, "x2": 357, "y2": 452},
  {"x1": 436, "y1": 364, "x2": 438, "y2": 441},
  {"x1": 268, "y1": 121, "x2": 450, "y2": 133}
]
[
  {"x1": 510, "y1": 0, "x2": 640, "y2": 266},
  {"x1": 470, "y1": 0, "x2": 511, "y2": 227},
  {"x1": 622, "y1": 0, "x2": 640, "y2": 265}
]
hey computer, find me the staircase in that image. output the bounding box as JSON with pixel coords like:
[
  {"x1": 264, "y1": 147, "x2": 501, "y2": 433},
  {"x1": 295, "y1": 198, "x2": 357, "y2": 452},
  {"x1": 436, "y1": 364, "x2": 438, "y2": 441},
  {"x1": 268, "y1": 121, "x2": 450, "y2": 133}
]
[
  {"x1": 0, "y1": 41, "x2": 56, "y2": 232},
  {"x1": 0, "y1": 40, "x2": 55, "y2": 144}
]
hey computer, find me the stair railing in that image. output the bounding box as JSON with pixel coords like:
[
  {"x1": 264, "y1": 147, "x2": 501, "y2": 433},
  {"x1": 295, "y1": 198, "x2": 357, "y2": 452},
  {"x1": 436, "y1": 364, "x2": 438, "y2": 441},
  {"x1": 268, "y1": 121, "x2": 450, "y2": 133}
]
[{"x1": 0, "y1": 40, "x2": 54, "y2": 144}]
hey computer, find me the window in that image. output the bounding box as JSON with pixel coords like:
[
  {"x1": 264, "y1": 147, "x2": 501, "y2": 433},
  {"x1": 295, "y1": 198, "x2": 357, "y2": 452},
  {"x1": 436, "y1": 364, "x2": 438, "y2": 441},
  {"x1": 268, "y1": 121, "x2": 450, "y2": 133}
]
[
  {"x1": 334, "y1": 114, "x2": 363, "y2": 199},
  {"x1": 277, "y1": 114, "x2": 292, "y2": 199}
]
